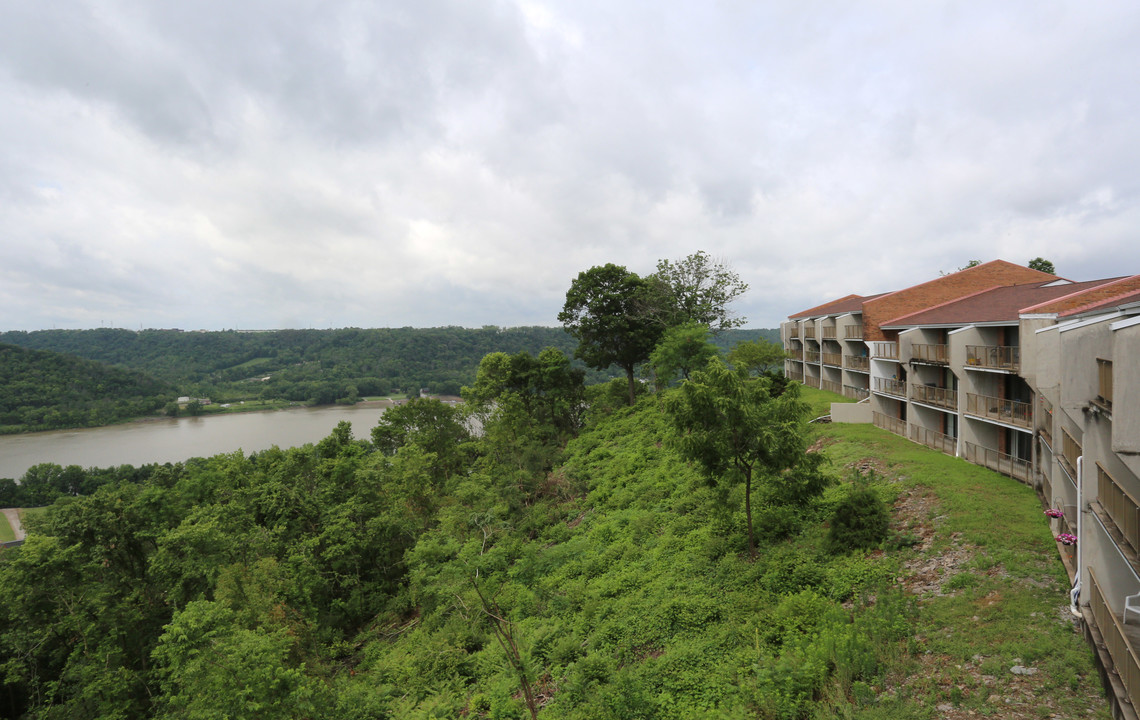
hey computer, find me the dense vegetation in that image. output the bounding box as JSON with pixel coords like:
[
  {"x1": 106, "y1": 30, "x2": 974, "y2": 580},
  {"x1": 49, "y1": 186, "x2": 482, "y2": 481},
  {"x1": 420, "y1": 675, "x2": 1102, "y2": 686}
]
[
  {"x1": 0, "y1": 343, "x2": 174, "y2": 433},
  {"x1": 0, "y1": 326, "x2": 778, "y2": 425}
]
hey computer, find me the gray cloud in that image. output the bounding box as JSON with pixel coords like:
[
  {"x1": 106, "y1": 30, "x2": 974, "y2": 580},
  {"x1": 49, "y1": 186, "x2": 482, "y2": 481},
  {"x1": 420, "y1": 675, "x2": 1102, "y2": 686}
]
[{"x1": 2, "y1": 0, "x2": 1140, "y2": 332}]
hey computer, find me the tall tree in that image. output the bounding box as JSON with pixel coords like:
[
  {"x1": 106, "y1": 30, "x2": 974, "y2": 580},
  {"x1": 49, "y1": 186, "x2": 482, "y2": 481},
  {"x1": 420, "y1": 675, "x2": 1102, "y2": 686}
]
[
  {"x1": 666, "y1": 358, "x2": 826, "y2": 558},
  {"x1": 647, "y1": 251, "x2": 749, "y2": 332},
  {"x1": 726, "y1": 338, "x2": 788, "y2": 377},
  {"x1": 559, "y1": 264, "x2": 663, "y2": 405},
  {"x1": 649, "y1": 322, "x2": 720, "y2": 388},
  {"x1": 1028, "y1": 257, "x2": 1056, "y2": 274}
]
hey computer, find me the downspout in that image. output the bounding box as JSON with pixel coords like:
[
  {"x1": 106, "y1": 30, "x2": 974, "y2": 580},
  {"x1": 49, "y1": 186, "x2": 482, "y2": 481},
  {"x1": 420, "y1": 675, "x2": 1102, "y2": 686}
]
[{"x1": 1070, "y1": 455, "x2": 1083, "y2": 617}]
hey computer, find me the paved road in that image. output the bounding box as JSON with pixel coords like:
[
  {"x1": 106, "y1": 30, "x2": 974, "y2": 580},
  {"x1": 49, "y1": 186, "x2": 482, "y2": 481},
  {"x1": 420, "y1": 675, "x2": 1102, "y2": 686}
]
[{"x1": 1, "y1": 508, "x2": 25, "y2": 541}]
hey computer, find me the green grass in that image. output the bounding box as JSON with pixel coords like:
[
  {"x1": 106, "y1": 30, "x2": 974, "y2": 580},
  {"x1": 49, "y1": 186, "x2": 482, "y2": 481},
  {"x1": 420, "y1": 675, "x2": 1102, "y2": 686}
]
[
  {"x1": 814, "y1": 419, "x2": 1109, "y2": 719},
  {"x1": 0, "y1": 514, "x2": 14, "y2": 543}
]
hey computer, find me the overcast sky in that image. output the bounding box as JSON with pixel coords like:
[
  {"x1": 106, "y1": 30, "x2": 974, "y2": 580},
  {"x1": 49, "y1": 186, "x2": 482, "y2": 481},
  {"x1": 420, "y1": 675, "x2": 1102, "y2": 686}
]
[{"x1": 3, "y1": 1, "x2": 1139, "y2": 331}]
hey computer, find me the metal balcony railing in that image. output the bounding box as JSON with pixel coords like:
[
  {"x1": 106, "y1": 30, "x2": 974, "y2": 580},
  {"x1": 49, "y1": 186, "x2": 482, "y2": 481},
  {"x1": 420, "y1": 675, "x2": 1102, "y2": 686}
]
[
  {"x1": 787, "y1": 370, "x2": 804, "y2": 383},
  {"x1": 788, "y1": 326, "x2": 800, "y2": 339},
  {"x1": 911, "y1": 343, "x2": 948, "y2": 364},
  {"x1": 1059, "y1": 428, "x2": 1081, "y2": 481},
  {"x1": 844, "y1": 325, "x2": 864, "y2": 340},
  {"x1": 873, "y1": 377, "x2": 906, "y2": 397},
  {"x1": 803, "y1": 326, "x2": 816, "y2": 339},
  {"x1": 1099, "y1": 463, "x2": 1140, "y2": 556},
  {"x1": 911, "y1": 384, "x2": 957, "y2": 410},
  {"x1": 843, "y1": 385, "x2": 870, "y2": 401},
  {"x1": 909, "y1": 425, "x2": 957, "y2": 456},
  {"x1": 820, "y1": 379, "x2": 843, "y2": 394},
  {"x1": 872, "y1": 411, "x2": 906, "y2": 437},
  {"x1": 803, "y1": 375, "x2": 821, "y2": 389},
  {"x1": 843, "y1": 355, "x2": 870, "y2": 372},
  {"x1": 822, "y1": 352, "x2": 842, "y2": 366},
  {"x1": 805, "y1": 350, "x2": 821, "y2": 363},
  {"x1": 871, "y1": 342, "x2": 898, "y2": 360},
  {"x1": 965, "y1": 393, "x2": 1032, "y2": 429},
  {"x1": 963, "y1": 441, "x2": 1031, "y2": 483},
  {"x1": 822, "y1": 327, "x2": 836, "y2": 339},
  {"x1": 965, "y1": 344, "x2": 1020, "y2": 372},
  {"x1": 1088, "y1": 569, "x2": 1140, "y2": 712}
]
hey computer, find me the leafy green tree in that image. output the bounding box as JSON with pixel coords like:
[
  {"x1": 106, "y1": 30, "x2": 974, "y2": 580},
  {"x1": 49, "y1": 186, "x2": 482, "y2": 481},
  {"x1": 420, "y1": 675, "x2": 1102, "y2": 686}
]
[
  {"x1": 647, "y1": 250, "x2": 749, "y2": 332},
  {"x1": 727, "y1": 338, "x2": 788, "y2": 377},
  {"x1": 649, "y1": 322, "x2": 720, "y2": 387},
  {"x1": 370, "y1": 398, "x2": 470, "y2": 482},
  {"x1": 666, "y1": 358, "x2": 826, "y2": 557},
  {"x1": 1028, "y1": 257, "x2": 1056, "y2": 274},
  {"x1": 559, "y1": 264, "x2": 663, "y2": 406},
  {"x1": 825, "y1": 471, "x2": 891, "y2": 554}
]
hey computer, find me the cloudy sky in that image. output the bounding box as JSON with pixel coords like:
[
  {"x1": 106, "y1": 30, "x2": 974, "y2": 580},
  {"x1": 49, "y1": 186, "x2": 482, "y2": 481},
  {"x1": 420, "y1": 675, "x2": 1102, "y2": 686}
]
[{"x1": 3, "y1": 1, "x2": 1139, "y2": 331}]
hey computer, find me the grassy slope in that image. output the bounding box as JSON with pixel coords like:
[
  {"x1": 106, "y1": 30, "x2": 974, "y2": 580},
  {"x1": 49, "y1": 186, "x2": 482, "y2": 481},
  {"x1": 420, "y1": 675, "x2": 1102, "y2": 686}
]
[
  {"x1": 0, "y1": 513, "x2": 13, "y2": 542},
  {"x1": 346, "y1": 387, "x2": 1108, "y2": 719},
  {"x1": 804, "y1": 387, "x2": 1108, "y2": 719}
]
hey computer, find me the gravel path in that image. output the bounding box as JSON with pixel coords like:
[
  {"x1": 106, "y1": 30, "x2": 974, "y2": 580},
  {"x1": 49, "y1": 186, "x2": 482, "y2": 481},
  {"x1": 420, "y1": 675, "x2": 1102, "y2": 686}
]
[{"x1": 1, "y1": 508, "x2": 25, "y2": 541}]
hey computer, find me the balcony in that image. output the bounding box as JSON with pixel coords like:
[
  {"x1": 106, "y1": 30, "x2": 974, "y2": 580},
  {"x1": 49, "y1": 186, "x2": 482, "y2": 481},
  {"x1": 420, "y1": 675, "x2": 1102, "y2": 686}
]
[
  {"x1": 843, "y1": 355, "x2": 870, "y2": 373},
  {"x1": 788, "y1": 348, "x2": 804, "y2": 361},
  {"x1": 910, "y1": 425, "x2": 957, "y2": 456},
  {"x1": 871, "y1": 342, "x2": 898, "y2": 360},
  {"x1": 787, "y1": 370, "x2": 804, "y2": 383},
  {"x1": 805, "y1": 350, "x2": 821, "y2": 363},
  {"x1": 965, "y1": 345, "x2": 1020, "y2": 372},
  {"x1": 872, "y1": 411, "x2": 906, "y2": 437},
  {"x1": 965, "y1": 393, "x2": 1032, "y2": 429},
  {"x1": 1096, "y1": 358, "x2": 1113, "y2": 412},
  {"x1": 788, "y1": 326, "x2": 800, "y2": 339},
  {"x1": 821, "y1": 379, "x2": 843, "y2": 394},
  {"x1": 911, "y1": 384, "x2": 958, "y2": 411},
  {"x1": 803, "y1": 326, "x2": 817, "y2": 339},
  {"x1": 843, "y1": 385, "x2": 870, "y2": 401},
  {"x1": 844, "y1": 325, "x2": 865, "y2": 340},
  {"x1": 963, "y1": 441, "x2": 1031, "y2": 483},
  {"x1": 822, "y1": 352, "x2": 842, "y2": 367},
  {"x1": 822, "y1": 327, "x2": 837, "y2": 340},
  {"x1": 1088, "y1": 569, "x2": 1140, "y2": 713},
  {"x1": 803, "y1": 375, "x2": 821, "y2": 389},
  {"x1": 1099, "y1": 464, "x2": 1140, "y2": 556},
  {"x1": 1059, "y1": 428, "x2": 1081, "y2": 481},
  {"x1": 873, "y1": 377, "x2": 906, "y2": 398},
  {"x1": 1037, "y1": 394, "x2": 1054, "y2": 446},
  {"x1": 911, "y1": 343, "x2": 948, "y2": 364}
]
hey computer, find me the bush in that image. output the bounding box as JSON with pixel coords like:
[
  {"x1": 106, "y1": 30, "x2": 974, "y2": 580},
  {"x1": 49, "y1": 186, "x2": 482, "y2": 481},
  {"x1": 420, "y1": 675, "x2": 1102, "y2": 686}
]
[{"x1": 825, "y1": 473, "x2": 890, "y2": 554}]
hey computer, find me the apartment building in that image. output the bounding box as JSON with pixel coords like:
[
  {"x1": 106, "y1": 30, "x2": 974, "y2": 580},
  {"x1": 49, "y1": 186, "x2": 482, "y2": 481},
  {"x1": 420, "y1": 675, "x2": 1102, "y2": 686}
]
[{"x1": 783, "y1": 261, "x2": 1140, "y2": 718}]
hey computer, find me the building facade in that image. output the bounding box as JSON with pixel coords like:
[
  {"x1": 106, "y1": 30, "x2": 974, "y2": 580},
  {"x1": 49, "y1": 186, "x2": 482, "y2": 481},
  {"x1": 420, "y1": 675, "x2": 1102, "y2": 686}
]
[{"x1": 783, "y1": 261, "x2": 1140, "y2": 718}]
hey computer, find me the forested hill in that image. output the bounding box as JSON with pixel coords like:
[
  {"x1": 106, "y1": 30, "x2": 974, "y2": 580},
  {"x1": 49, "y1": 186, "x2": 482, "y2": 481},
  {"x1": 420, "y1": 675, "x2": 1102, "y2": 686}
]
[
  {"x1": 0, "y1": 343, "x2": 173, "y2": 433},
  {"x1": 0, "y1": 327, "x2": 779, "y2": 398}
]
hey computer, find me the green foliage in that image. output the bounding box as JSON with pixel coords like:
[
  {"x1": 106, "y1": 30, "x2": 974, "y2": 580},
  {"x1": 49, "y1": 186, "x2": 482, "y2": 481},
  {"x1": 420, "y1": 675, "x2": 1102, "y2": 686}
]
[
  {"x1": 559, "y1": 263, "x2": 663, "y2": 405},
  {"x1": 1028, "y1": 257, "x2": 1056, "y2": 274},
  {"x1": 825, "y1": 471, "x2": 892, "y2": 554},
  {"x1": 647, "y1": 250, "x2": 749, "y2": 332},
  {"x1": 726, "y1": 338, "x2": 788, "y2": 377},
  {"x1": 649, "y1": 322, "x2": 719, "y2": 387}
]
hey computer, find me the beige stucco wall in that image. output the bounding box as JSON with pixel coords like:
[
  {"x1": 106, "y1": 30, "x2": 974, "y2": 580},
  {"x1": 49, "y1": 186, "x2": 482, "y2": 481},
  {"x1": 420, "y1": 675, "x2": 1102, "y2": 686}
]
[{"x1": 831, "y1": 402, "x2": 872, "y2": 423}]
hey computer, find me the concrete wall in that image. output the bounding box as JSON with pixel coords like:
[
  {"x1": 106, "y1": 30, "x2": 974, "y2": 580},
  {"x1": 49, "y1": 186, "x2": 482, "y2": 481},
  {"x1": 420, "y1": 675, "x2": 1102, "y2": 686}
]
[
  {"x1": 1112, "y1": 322, "x2": 1140, "y2": 460},
  {"x1": 831, "y1": 402, "x2": 872, "y2": 423}
]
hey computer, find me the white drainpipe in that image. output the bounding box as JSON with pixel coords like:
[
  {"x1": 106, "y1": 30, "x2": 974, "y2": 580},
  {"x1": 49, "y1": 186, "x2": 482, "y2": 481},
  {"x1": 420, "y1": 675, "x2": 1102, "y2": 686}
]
[{"x1": 1070, "y1": 455, "x2": 1083, "y2": 617}]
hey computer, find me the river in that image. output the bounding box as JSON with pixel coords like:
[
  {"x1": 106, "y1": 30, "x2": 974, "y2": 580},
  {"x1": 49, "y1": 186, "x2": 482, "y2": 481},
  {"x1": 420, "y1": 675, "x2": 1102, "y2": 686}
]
[{"x1": 0, "y1": 403, "x2": 396, "y2": 480}]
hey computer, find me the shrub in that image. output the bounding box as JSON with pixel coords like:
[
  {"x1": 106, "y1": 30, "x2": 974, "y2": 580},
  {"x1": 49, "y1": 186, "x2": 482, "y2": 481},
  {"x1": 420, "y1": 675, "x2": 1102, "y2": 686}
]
[{"x1": 825, "y1": 473, "x2": 890, "y2": 554}]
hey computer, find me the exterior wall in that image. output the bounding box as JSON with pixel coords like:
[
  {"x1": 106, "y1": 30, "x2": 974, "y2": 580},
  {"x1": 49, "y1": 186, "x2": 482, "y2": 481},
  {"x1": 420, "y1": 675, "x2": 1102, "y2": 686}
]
[
  {"x1": 1112, "y1": 322, "x2": 1140, "y2": 460},
  {"x1": 831, "y1": 402, "x2": 872, "y2": 423}
]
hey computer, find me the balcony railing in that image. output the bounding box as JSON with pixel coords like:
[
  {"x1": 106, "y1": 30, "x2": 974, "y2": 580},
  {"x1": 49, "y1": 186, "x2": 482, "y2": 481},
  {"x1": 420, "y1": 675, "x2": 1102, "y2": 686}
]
[
  {"x1": 803, "y1": 326, "x2": 816, "y2": 339},
  {"x1": 822, "y1": 352, "x2": 842, "y2": 366},
  {"x1": 822, "y1": 327, "x2": 836, "y2": 340},
  {"x1": 788, "y1": 348, "x2": 804, "y2": 361},
  {"x1": 1097, "y1": 358, "x2": 1113, "y2": 412},
  {"x1": 843, "y1": 355, "x2": 869, "y2": 372},
  {"x1": 1059, "y1": 428, "x2": 1081, "y2": 481},
  {"x1": 844, "y1": 325, "x2": 864, "y2": 340},
  {"x1": 965, "y1": 344, "x2": 1020, "y2": 372},
  {"x1": 872, "y1": 411, "x2": 906, "y2": 437},
  {"x1": 1088, "y1": 569, "x2": 1140, "y2": 712},
  {"x1": 911, "y1": 384, "x2": 957, "y2": 410},
  {"x1": 964, "y1": 393, "x2": 1032, "y2": 429},
  {"x1": 821, "y1": 379, "x2": 843, "y2": 394},
  {"x1": 787, "y1": 326, "x2": 799, "y2": 339},
  {"x1": 963, "y1": 441, "x2": 1031, "y2": 483},
  {"x1": 873, "y1": 377, "x2": 906, "y2": 397},
  {"x1": 871, "y1": 342, "x2": 898, "y2": 360},
  {"x1": 805, "y1": 350, "x2": 821, "y2": 363},
  {"x1": 803, "y1": 375, "x2": 821, "y2": 389},
  {"x1": 910, "y1": 425, "x2": 957, "y2": 456},
  {"x1": 1099, "y1": 463, "x2": 1140, "y2": 556},
  {"x1": 843, "y1": 385, "x2": 870, "y2": 401},
  {"x1": 910, "y1": 343, "x2": 949, "y2": 364},
  {"x1": 787, "y1": 370, "x2": 804, "y2": 383}
]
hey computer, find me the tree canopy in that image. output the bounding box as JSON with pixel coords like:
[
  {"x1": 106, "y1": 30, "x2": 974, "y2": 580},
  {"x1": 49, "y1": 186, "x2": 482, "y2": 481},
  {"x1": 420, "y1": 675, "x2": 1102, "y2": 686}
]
[
  {"x1": 1028, "y1": 257, "x2": 1056, "y2": 274},
  {"x1": 647, "y1": 250, "x2": 749, "y2": 332}
]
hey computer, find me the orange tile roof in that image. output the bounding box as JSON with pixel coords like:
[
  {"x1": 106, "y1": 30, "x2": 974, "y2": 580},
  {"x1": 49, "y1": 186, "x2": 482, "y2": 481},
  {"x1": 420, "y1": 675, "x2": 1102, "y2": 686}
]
[
  {"x1": 881, "y1": 278, "x2": 1122, "y2": 327},
  {"x1": 788, "y1": 292, "x2": 887, "y2": 320}
]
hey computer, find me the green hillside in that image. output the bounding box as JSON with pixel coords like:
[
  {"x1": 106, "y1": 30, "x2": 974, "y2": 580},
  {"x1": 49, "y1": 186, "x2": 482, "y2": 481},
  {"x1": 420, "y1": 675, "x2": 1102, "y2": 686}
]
[
  {"x1": 0, "y1": 381, "x2": 1107, "y2": 719},
  {"x1": 0, "y1": 343, "x2": 173, "y2": 433}
]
